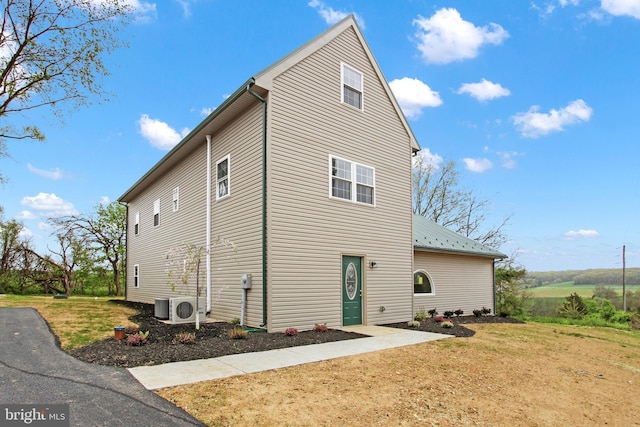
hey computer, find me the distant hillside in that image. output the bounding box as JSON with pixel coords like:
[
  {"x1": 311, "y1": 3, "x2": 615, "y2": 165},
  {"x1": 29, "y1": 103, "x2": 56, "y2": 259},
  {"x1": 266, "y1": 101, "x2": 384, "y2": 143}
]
[{"x1": 526, "y1": 268, "x2": 640, "y2": 287}]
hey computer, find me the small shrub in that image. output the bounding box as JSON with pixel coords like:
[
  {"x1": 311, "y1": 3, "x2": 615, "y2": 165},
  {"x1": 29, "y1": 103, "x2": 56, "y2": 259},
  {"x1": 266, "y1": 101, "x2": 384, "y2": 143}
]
[
  {"x1": 229, "y1": 327, "x2": 247, "y2": 339},
  {"x1": 126, "y1": 331, "x2": 149, "y2": 346},
  {"x1": 558, "y1": 293, "x2": 588, "y2": 319},
  {"x1": 173, "y1": 331, "x2": 196, "y2": 345},
  {"x1": 414, "y1": 307, "x2": 427, "y2": 321},
  {"x1": 443, "y1": 310, "x2": 454, "y2": 318},
  {"x1": 632, "y1": 313, "x2": 640, "y2": 330},
  {"x1": 454, "y1": 309, "x2": 464, "y2": 317},
  {"x1": 434, "y1": 315, "x2": 444, "y2": 323},
  {"x1": 428, "y1": 308, "x2": 438, "y2": 317},
  {"x1": 230, "y1": 317, "x2": 241, "y2": 325},
  {"x1": 441, "y1": 321, "x2": 454, "y2": 328},
  {"x1": 473, "y1": 309, "x2": 483, "y2": 317},
  {"x1": 124, "y1": 324, "x2": 139, "y2": 334},
  {"x1": 313, "y1": 323, "x2": 328, "y2": 332},
  {"x1": 481, "y1": 307, "x2": 492, "y2": 315},
  {"x1": 407, "y1": 320, "x2": 420, "y2": 328},
  {"x1": 284, "y1": 327, "x2": 298, "y2": 336}
]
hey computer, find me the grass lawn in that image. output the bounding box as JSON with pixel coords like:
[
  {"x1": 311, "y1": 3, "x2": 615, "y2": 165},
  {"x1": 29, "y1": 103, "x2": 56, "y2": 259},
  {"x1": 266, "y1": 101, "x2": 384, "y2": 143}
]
[
  {"x1": 527, "y1": 281, "x2": 639, "y2": 298},
  {"x1": 0, "y1": 295, "x2": 136, "y2": 349}
]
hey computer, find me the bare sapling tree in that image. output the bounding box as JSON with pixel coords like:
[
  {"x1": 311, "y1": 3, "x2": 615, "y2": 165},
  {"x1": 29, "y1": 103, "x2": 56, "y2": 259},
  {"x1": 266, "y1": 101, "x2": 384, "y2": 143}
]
[{"x1": 412, "y1": 153, "x2": 511, "y2": 250}]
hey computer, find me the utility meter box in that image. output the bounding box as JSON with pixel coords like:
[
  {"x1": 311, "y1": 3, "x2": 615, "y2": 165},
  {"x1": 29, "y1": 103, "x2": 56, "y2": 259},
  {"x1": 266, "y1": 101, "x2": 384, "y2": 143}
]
[{"x1": 240, "y1": 273, "x2": 252, "y2": 289}]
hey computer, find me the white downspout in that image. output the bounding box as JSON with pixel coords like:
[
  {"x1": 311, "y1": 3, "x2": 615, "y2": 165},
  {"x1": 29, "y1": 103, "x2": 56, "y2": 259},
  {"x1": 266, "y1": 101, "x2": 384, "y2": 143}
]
[{"x1": 206, "y1": 134, "x2": 212, "y2": 313}]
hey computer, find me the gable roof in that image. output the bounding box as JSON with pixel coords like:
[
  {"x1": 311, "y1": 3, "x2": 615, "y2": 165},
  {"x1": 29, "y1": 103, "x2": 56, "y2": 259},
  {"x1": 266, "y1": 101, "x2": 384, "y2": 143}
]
[
  {"x1": 254, "y1": 15, "x2": 420, "y2": 152},
  {"x1": 119, "y1": 15, "x2": 420, "y2": 203},
  {"x1": 413, "y1": 214, "x2": 507, "y2": 259}
]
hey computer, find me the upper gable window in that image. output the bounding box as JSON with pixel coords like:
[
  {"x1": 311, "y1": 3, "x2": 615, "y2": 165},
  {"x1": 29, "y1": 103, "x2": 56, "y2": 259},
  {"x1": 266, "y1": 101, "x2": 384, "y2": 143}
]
[
  {"x1": 330, "y1": 155, "x2": 375, "y2": 206},
  {"x1": 134, "y1": 212, "x2": 140, "y2": 235},
  {"x1": 341, "y1": 63, "x2": 363, "y2": 110},
  {"x1": 216, "y1": 155, "x2": 230, "y2": 200}
]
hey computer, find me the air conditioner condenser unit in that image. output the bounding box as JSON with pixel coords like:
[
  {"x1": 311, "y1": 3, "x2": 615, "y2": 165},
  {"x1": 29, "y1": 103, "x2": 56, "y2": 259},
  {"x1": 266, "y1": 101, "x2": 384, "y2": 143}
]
[{"x1": 168, "y1": 297, "x2": 206, "y2": 324}]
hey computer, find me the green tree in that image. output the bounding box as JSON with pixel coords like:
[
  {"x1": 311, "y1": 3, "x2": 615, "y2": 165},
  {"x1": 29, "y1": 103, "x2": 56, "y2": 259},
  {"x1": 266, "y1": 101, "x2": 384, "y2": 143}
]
[
  {"x1": 412, "y1": 154, "x2": 511, "y2": 249},
  {"x1": 495, "y1": 259, "x2": 528, "y2": 317},
  {"x1": 52, "y1": 201, "x2": 126, "y2": 295},
  {"x1": 1, "y1": 0, "x2": 133, "y2": 182},
  {"x1": 0, "y1": 213, "x2": 24, "y2": 292}
]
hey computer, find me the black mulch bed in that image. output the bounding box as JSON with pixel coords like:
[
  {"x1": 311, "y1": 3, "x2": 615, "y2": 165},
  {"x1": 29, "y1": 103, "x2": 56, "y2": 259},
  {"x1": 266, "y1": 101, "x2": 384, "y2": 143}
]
[
  {"x1": 70, "y1": 300, "x2": 524, "y2": 368},
  {"x1": 383, "y1": 314, "x2": 525, "y2": 338}
]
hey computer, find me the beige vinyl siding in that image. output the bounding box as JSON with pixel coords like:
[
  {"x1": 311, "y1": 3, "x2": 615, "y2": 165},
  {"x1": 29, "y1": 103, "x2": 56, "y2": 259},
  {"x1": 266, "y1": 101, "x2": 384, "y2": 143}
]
[
  {"x1": 208, "y1": 102, "x2": 263, "y2": 326},
  {"x1": 126, "y1": 145, "x2": 208, "y2": 304},
  {"x1": 125, "y1": 103, "x2": 264, "y2": 327},
  {"x1": 266, "y1": 27, "x2": 414, "y2": 331},
  {"x1": 413, "y1": 251, "x2": 495, "y2": 316}
]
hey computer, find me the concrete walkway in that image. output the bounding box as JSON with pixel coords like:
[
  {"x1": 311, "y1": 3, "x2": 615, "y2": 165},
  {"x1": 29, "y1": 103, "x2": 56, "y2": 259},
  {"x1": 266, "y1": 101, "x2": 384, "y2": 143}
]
[{"x1": 128, "y1": 326, "x2": 451, "y2": 390}]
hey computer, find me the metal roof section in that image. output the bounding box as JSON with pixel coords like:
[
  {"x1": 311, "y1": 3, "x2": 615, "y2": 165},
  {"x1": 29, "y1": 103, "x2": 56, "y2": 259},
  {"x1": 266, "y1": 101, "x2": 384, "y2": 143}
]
[{"x1": 413, "y1": 214, "x2": 507, "y2": 259}]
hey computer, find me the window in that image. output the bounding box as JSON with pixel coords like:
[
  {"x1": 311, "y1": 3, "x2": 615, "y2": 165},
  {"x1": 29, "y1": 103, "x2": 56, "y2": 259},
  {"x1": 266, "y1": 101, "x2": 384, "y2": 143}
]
[
  {"x1": 153, "y1": 199, "x2": 160, "y2": 227},
  {"x1": 341, "y1": 63, "x2": 363, "y2": 110},
  {"x1": 216, "y1": 155, "x2": 230, "y2": 200},
  {"x1": 330, "y1": 155, "x2": 375, "y2": 205},
  {"x1": 414, "y1": 270, "x2": 434, "y2": 294},
  {"x1": 172, "y1": 187, "x2": 179, "y2": 212},
  {"x1": 134, "y1": 212, "x2": 139, "y2": 235},
  {"x1": 133, "y1": 264, "x2": 140, "y2": 288}
]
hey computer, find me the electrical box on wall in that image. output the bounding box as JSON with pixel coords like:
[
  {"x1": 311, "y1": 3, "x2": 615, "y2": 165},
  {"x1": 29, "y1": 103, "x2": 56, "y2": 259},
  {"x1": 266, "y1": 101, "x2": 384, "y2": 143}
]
[{"x1": 241, "y1": 273, "x2": 252, "y2": 289}]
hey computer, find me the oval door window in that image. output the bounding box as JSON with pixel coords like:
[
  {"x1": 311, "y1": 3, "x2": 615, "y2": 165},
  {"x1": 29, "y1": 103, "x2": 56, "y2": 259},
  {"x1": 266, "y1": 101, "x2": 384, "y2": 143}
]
[{"x1": 345, "y1": 262, "x2": 357, "y2": 300}]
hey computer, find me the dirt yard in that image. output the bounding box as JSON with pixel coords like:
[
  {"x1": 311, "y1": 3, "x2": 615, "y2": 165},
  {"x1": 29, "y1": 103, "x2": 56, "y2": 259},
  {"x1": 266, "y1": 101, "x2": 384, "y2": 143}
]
[{"x1": 158, "y1": 323, "x2": 640, "y2": 426}]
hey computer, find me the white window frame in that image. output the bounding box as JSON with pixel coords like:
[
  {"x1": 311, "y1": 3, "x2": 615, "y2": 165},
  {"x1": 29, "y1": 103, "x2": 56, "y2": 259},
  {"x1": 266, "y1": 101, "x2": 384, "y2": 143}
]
[
  {"x1": 341, "y1": 62, "x2": 364, "y2": 111},
  {"x1": 133, "y1": 264, "x2": 140, "y2": 288},
  {"x1": 153, "y1": 199, "x2": 160, "y2": 227},
  {"x1": 329, "y1": 155, "x2": 375, "y2": 206},
  {"x1": 216, "y1": 155, "x2": 230, "y2": 201},
  {"x1": 134, "y1": 211, "x2": 140, "y2": 235},
  {"x1": 413, "y1": 270, "x2": 435, "y2": 295},
  {"x1": 172, "y1": 187, "x2": 179, "y2": 212}
]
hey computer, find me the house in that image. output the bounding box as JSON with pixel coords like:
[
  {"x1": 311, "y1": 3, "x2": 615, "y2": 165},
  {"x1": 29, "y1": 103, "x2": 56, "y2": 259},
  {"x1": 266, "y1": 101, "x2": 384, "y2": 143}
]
[{"x1": 118, "y1": 15, "x2": 505, "y2": 332}]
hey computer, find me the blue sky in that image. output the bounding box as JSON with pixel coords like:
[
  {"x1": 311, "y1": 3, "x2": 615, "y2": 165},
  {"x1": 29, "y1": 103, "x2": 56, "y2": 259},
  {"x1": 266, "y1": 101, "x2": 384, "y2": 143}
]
[{"x1": 1, "y1": 0, "x2": 639, "y2": 272}]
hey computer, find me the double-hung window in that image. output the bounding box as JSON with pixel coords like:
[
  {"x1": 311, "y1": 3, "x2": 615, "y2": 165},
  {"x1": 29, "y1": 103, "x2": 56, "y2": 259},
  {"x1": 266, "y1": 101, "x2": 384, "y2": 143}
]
[
  {"x1": 172, "y1": 187, "x2": 179, "y2": 212},
  {"x1": 330, "y1": 155, "x2": 375, "y2": 205},
  {"x1": 133, "y1": 264, "x2": 140, "y2": 288},
  {"x1": 341, "y1": 63, "x2": 363, "y2": 110},
  {"x1": 134, "y1": 212, "x2": 140, "y2": 235},
  {"x1": 153, "y1": 199, "x2": 160, "y2": 227},
  {"x1": 216, "y1": 155, "x2": 230, "y2": 200}
]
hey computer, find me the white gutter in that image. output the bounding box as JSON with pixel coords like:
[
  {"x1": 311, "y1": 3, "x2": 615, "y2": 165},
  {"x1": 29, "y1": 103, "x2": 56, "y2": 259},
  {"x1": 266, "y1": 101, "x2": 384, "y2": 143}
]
[{"x1": 205, "y1": 134, "x2": 212, "y2": 312}]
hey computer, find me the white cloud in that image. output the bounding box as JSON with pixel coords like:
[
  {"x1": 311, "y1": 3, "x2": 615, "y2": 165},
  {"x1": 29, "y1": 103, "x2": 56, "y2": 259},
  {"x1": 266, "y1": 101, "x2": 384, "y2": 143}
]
[
  {"x1": 512, "y1": 99, "x2": 593, "y2": 138},
  {"x1": 463, "y1": 158, "x2": 493, "y2": 173},
  {"x1": 389, "y1": 77, "x2": 442, "y2": 119},
  {"x1": 16, "y1": 210, "x2": 38, "y2": 220},
  {"x1": 560, "y1": 0, "x2": 580, "y2": 6},
  {"x1": 564, "y1": 229, "x2": 600, "y2": 239},
  {"x1": 175, "y1": 0, "x2": 191, "y2": 18},
  {"x1": 138, "y1": 114, "x2": 189, "y2": 150},
  {"x1": 308, "y1": 0, "x2": 365, "y2": 29},
  {"x1": 89, "y1": 0, "x2": 157, "y2": 22},
  {"x1": 497, "y1": 151, "x2": 521, "y2": 169},
  {"x1": 601, "y1": 0, "x2": 640, "y2": 18},
  {"x1": 27, "y1": 163, "x2": 65, "y2": 180},
  {"x1": 21, "y1": 193, "x2": 78, "y2": 218},
  {"x1": 457, "y1": 79, "x2": 511, "y2": 102},
  {"x1": 200, "y1": 107, "x2": 214, "y2": 117},
  {"x1": 413, "y1": 8, "x2": 509, "y2": 64},
  {"x1": 413, "y1": 148, "x2": 444, "y2": 169}
]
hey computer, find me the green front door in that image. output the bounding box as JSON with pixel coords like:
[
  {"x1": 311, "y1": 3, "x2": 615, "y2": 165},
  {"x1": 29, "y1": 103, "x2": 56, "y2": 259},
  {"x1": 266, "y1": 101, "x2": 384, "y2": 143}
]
[{"x1": 342, "y1": 256, "x2": 362, "y2": 326}]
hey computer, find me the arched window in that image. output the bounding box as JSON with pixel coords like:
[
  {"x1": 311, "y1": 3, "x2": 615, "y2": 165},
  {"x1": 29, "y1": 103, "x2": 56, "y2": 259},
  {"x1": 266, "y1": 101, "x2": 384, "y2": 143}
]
[{"x1": 414, "y1": 270, "x2": 434, "y2": 294}]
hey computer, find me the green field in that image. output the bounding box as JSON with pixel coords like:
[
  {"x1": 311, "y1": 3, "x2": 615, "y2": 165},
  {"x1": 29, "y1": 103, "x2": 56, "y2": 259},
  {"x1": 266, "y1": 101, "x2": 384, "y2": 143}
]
[{"x1": 527, "y1": 281, "x2": 639, "y2": 298}]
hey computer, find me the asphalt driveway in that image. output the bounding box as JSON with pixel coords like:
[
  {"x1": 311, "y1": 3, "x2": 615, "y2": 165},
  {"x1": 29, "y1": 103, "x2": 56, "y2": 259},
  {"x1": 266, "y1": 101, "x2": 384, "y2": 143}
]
[{"x1": 0, "y1": 307, "x2": 205, "y2": 427}]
